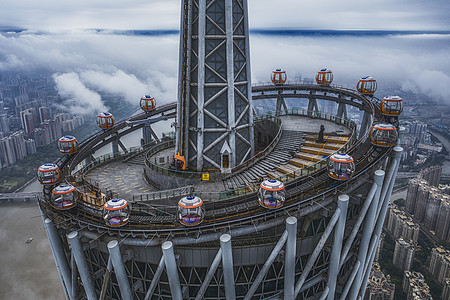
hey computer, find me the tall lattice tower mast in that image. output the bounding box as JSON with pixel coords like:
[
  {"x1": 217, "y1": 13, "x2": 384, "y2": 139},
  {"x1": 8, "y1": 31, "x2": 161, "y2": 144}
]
[{"x1": 176, "y1": 0, "x2": 254, "y2": 171}]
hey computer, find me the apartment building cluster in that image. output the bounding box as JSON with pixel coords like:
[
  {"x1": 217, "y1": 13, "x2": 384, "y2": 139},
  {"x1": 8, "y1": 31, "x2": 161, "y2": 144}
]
[
  {"x1": 405, "y1": 166, "x2": 450, "y2": 243},
  {"x1": 403, "y1": 271, "x2": 433, "y2": 300},
  {"x1": 364, "y1": 262, "x2": 395, "y2": 300},
  {"x1": 429, "y1": 247, "x2": 450, "y2": 287},
  {"x1": 386, "y1": 204, "x2": 420, "y2": 243},
  {"x1": 0, "y1": 74, "x2": 85, "y2": 169}
]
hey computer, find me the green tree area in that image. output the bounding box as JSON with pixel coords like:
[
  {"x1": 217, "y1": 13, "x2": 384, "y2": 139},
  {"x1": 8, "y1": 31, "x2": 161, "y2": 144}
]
[
  {"x1": 379, "y1": 232, "x2": 443, "y2": 300},
  {"x1": 0, "y1": 122, "x2": 97, "y2": 193}
]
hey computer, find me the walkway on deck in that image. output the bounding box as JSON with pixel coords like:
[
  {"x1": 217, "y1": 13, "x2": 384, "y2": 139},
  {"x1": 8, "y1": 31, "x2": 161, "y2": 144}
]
[{"x1": 84, "y1": 114, "x2": 352, "y2": 200}]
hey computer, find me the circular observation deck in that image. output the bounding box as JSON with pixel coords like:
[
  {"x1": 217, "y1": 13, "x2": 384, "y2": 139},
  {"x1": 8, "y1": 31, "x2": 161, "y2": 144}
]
[{"x1": 39, "y1": 82, "x2": 396, "y2": 246}]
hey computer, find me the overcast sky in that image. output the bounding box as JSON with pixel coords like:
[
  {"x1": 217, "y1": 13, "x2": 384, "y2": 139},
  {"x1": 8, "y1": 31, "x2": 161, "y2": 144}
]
[
  {"x1": 1, "y1": 1, "x2": 449, "y2": 116},
  {"x1": 1, "y1": 0, "x2": 449, "y2": 32}
]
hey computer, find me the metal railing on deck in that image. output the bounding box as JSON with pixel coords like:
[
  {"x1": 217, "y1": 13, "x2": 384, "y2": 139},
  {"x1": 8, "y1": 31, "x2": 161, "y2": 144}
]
[
  {"x1": 228, "y1": 115, "x2": 282, "y2": 176},
  {"x1": 198, "y1": 108, "x2": 358, "y2": 199},
  {"x1": 144, "y1": 115, "x2": 282, "y2": 181},
  {"x1": 74, "y1": 146, "x2": 145, "y2": 177},
  {"x1": 131, "y1": 186, "x2": 194, "y2": 202},
  {"x1": 71, "y1": 109, "x2": 358, "y2": 218}
]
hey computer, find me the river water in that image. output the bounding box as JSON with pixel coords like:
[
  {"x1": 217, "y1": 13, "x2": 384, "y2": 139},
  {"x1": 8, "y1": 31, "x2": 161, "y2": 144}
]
[
  {"x1": 0, "y1": 201, "x2": 64, "y2": 299},
  {"x1": 429, "y1": 131, "x2": 450, "y2": 175}
]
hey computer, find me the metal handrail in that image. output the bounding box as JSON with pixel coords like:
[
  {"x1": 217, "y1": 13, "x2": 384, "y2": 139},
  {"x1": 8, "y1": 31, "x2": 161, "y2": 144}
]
[
  {"x1": 38, "y1": 142, "x2": 390, "y2": 238},
  {"x1": 192, "y1": 109, "x2": 357, "y2": 200},
  {"x1": 227, "y1": 115, "x2": 282, "y2": 175},
  {"x1": 41, "y1": 81, "x2": 387, "y2": 237},
  {"x1": 144, "y1": 114, "x2": 282, "y2": 180}
]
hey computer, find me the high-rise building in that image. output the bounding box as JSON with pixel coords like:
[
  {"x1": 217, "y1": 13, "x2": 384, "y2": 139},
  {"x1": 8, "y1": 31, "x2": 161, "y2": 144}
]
[
  {"x1": 414, "y1": 184, "x2": 434, "y2": 222},
  {"x1": 386, "y1": 204, "x2": 419, "y2": 243},
  {"x1": 405, "y1": 177, "x2": 450, "y2": 242},
  {"x1": 0, "y1": 113, "x2": 10, "y2": 134},
  {"x1": 364, "y1": 262, "x2": 395, "y2": 300},
  {"x1": 424, "y1": 192, "x2": 448, "y2": 231},
  {"x1": 419, "y1": 165, "x2": 442, "y2": 187},
  {"x1": 429, "y1": 247, "x2": 450, "y2": 285},
  {"x1": 10, "y1": 130, "x2": 27, "y2": 161},
  {"x1": 38, "y1": 106, "x2": 52, "y2": 123},
  {"x1": 442, "y1": 279, "x2": 450, "y2": 300},
  {"x1": 405, "y1": 178, "x2": 422, "y2": 214},
  {"x1": 393, "y1": 237, "x2": 415, "y2": 271},
  {"x1": 410, "y1": 121, "x2": 428, "y2": 142},
  {"x1": 403, "y1": 271, "x2": 433, "y2": 300},
  {"x1": 32, "y1": 127, "x2": 51, "y2": 147},
  {"x1": 20, "y1": 107, "x2": 38, "y2": 134},
  {"x1": 54, "y1": 112, "x2": 71, "y2": 123},
  {"x1": 25, "y1": 138, "x2": 36, "y2": 155},
  {"x1": 0, "y1": 136, "x2": 16, "y2": 166},
  {"x1": 436, "y1": 200, "x2": 450, "y2": 242},
  {"x1": 0, "y1": 131, "x2": 27, "y2": 166}
]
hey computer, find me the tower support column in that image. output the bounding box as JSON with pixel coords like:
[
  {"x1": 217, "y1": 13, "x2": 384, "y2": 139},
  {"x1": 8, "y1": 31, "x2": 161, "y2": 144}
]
[
  {"x1": 359, "y1": 110, "x2": 372, "y2": 139},
  {"x1": 67, "y1": 231, "x2": 97, "y2": 300},
  {"x1": 108, "y1": 240, "x2": 133, "y2": 300},
  {"x1": 162, "y1": 241, "x2": 182, "y2": 300},
  {"x1": 337, "y1": 102, "x2": 348, "y2": 119},
  {"x1": 44, "y1": 218, "x2": 73, "y2": 300},
  {"x1": 326, "y1": 194, "x2": 349, "y2": 300},
  {"x1": 221, "y1": 234, "x2": 236, "y2": 300},
  {"x1": 348, "y1": 170, "x2": 384, "y2": 299},
  {"x1": 359, "y1": 147, "x2": 403, "y2": 298},
  {"x1": 284, "y1": 217, "x2": 298, "y2": 300}
]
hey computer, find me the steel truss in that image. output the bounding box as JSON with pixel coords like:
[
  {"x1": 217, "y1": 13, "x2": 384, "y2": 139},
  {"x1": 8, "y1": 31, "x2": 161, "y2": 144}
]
[
  {"x1": 44, "y1": 146, "x2": 402, "y2": 299},
  {"x1": 177, "y1": 0, "x2": 254, "y2": 171}
]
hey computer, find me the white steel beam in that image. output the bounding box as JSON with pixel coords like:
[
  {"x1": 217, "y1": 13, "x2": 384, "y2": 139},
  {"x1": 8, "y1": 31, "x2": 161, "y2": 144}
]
[
  {"x1": 67, "y1": 231, "x2": 97, "y2": 300},
  {"x1": 225, "y1": 0, "x2": 236, "y2": 168},
  {"x1": 348, "y1": 170, "x2": 384, "y2": 299},
  {"x1": 284, "y1": 217, "x2": 298, "y2": 300},
  {"x1": 162, "y1": 241, "x2": 182, "y2": 300},
  {"x1": 44, "y1": 218, "x2": 73, "y2": 300},
  {"x1": 196, "y1": 0, "x2": 206, "y2": 170},
  {"x1": 294, "y1": 206, "x2": 341, "y2": 297},
  {"x1": 326, "y1": 194, "x2": 349, "y2": 300},
  {"x1": 220, "y1": 234, "x2": 236, "y2": 300},
  {"x1": 107, "y1": 240, "x2": 133, "y2": 300}
]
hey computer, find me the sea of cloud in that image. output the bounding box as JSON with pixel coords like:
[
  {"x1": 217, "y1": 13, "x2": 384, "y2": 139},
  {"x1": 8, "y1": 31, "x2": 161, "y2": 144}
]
[{"x1": 1, "y1": 30, "x2": 449, "y2": 116}]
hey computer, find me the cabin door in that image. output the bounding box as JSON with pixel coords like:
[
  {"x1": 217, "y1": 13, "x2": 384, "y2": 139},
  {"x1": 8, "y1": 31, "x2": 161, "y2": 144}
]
[{"x1": 222, "y1": 153, "x2": 229, "y2": 169}]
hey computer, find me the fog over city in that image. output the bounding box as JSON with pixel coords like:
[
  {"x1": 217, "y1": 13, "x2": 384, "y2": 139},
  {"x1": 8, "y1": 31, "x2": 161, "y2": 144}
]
[
  {"x1": 0, "y1": 0, "x2": 449, "y2": 299},
  {"x1": 1, "y1": 31, "x2": 450, "y2": 117}
]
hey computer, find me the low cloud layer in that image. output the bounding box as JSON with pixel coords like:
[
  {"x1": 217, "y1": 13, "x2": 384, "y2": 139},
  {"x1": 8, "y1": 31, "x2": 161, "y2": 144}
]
[
  {"x1": 401, "y1": 69, "x2": 450, "y2": 101},
  {"x1": 53, "y1": 72, "x2": 108, "y2": 115},
  {"x1": 250, "y1": 33, "x2": 450, "y2": 102},
  {"x1": 0, "y1": 32, "x2": 179, "y2": 114},
  {"x1": 1, "y1": 31, "x2": 450, "y2": 110},
  {"x1": 80, "y1": 70, "x2": 149, "y2": 103}
]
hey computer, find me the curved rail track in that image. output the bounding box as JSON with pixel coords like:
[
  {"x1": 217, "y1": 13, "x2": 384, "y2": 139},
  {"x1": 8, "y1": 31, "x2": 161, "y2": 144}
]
[{"x1": 40, "y1": 82, "x2": 392, "y2": 243}]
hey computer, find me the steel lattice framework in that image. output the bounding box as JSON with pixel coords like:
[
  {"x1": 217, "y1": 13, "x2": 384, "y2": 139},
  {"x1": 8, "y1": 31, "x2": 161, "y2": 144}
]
[{"x1": 176, "y1": 0, "x2": 254, "y2": 171}]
